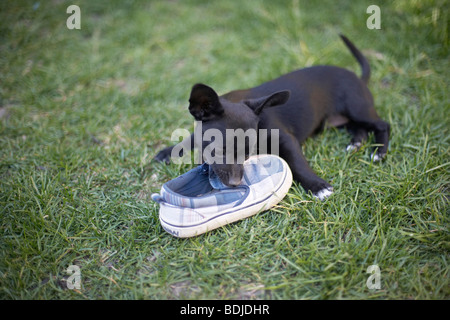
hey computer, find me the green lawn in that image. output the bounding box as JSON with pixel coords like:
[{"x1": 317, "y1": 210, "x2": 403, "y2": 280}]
[{"x1": 0, "y1": 0, "x2": 448, "y2": 299}]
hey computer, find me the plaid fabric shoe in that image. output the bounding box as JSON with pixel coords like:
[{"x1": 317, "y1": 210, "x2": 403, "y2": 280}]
[{"x1": 151, "y1": 154, "x2": 293, "y2": 237}]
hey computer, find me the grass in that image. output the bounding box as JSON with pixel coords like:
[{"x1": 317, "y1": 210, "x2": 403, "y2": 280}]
[{"x1": 0, "y1": 0, "x2": 448, "y2": 300}]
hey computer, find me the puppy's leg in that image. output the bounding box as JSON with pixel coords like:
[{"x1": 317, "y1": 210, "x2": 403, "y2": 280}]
[
  {"x1": 371, "y1": 120, "x2": 390, "y2": 160},
  {"x1": 347, "y1": 119, "x2": 390, "y2": 161},
  {"x1": 345, "y1": 123, "x2": 369, "y2": 152},
  {"x1": 154, "y1": 145, "x2": 175, "y2": 164},
  {"x1": 278, "y1": 133, "x2": 333, "y2": 200},
  {"x1": 154, "y1": 133, "x2": 195, "y2": 164},
  {"x1": 343, "y1": 93, "x2": 390, "y2": 161}
]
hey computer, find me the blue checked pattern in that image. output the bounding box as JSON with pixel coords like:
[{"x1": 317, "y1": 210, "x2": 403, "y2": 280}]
[{"x1": 155, "y1": 157, "x2": 284, "y2": 209}]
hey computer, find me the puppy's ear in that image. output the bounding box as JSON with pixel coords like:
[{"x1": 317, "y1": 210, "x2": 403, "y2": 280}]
[
  {"x1": 189, "y1": 84, "x2": 224, "y2": 121},
  {"x1": 245, "y1": 90, "x2": 290, "y2": 115}
]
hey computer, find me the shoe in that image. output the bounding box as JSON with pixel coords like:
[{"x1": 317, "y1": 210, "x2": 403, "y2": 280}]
[{"x1": 151, "y1": 154, "x2": 293, "y2": 238}]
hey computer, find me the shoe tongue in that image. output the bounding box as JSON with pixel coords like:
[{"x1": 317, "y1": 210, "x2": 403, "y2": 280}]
[{"x1": 208, "y1": 165, "x2": 228, "y2": 190}]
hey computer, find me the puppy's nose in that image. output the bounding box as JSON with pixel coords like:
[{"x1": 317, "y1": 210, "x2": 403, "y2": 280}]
[{"x1": 227, "y1": 176, "x2": 242, "y2": 187}]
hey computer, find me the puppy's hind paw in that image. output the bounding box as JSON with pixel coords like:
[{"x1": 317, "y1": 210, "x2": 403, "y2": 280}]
[
  {"x1": 371, "y1": 152, "x2": 386, "y2": 162},
  {"x1": 346, "y1": 142, "x2": 362, "y2": 152}
]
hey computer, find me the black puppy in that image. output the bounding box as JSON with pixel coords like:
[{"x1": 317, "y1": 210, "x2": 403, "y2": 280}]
[{"x1": 154, "y1": 35, "x2": 390, "y2": 200}]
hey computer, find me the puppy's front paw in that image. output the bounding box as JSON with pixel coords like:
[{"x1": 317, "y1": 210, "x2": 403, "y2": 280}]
[
  {"x1": 314, "y1": 187, "x2": 334, "y2": 201},
  {"x1": 153, "y1": 147, "x2": 173, "y2": 164}
]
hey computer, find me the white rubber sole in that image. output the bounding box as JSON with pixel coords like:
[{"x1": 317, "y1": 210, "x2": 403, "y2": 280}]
[{"x1": 159, "y1": 164, "x2": 293, "y2": 238}]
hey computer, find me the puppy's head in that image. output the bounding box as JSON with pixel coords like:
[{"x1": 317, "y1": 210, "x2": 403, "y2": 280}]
[{"x1": 189, "y1": 83, "x2": 290, "y2": 187}]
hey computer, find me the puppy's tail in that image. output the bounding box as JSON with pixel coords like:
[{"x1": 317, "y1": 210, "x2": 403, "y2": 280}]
[{"x1": 340, "y1": 34, "x2": 370, "y2": 84}]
